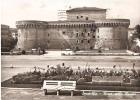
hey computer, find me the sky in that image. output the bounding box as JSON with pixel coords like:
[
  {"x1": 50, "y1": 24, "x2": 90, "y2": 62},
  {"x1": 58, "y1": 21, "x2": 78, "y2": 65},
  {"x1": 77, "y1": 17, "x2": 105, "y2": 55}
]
[{"x1": 1, "y1": 0, "x2": 140, "y2": 28}]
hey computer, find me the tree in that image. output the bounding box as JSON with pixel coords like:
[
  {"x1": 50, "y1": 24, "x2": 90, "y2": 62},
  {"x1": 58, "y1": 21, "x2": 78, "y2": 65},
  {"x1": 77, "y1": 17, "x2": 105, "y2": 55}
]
[
  {"x1": 128, "y1": 25, "x2": 140, "y2": 52},
  {"x1": 135, "y1": 25, "x2": 140, "y2": 39}
]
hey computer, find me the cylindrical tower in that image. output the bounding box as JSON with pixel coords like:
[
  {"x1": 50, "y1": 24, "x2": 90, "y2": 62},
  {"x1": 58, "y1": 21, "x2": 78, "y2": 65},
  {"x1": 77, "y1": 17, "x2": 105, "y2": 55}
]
[
  {"x1": 95, "y1": 19, "x2": 130, "y2": 50},
  {"x1": 16, "y1": 20, "x2": 48, "y2": 50}
]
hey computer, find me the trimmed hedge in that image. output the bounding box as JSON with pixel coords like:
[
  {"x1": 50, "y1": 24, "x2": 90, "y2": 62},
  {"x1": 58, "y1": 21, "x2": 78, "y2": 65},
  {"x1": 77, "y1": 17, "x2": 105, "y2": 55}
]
[{"x1": 76, "y1": 85, "x2": 140, "y2": 91}]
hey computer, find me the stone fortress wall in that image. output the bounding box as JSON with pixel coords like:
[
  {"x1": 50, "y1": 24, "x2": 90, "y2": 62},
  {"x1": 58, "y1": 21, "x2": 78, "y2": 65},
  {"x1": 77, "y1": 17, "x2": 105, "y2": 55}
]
[
  {"x1": 66, "y1": 10, "x2": 106, "y2": 21},
  {"x1": 95, "y1": 19, "x2": 129, "y2": 49},
  {"x1": 16, "y1": 7, "x2": 130, "y2": 51}
]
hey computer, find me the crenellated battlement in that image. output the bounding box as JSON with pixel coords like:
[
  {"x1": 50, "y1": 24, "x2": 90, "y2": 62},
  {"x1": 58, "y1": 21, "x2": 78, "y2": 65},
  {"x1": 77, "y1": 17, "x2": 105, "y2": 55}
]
[
  {"x1": 16, "y1": 20, "x2": 48, "y2": 29},
  {"x1": 95, "y1": 19, "x2": 130, "y2": 27},
  {"x1": 16, "y1": 19, "x2": 130, "y2": 29}
]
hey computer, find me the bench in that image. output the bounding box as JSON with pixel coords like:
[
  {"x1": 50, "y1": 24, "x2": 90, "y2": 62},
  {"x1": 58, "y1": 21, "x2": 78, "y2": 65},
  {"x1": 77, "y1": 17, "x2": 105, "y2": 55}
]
[{"x1": 42, "y1": 80, "x2": 76, "y2": 96}]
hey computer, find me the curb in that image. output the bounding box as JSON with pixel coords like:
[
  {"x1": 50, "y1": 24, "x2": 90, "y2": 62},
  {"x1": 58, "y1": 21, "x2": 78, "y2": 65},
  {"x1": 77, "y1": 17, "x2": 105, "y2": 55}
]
[{"x1": 1, "y1": 87, "x2": 41, "y2": 90}]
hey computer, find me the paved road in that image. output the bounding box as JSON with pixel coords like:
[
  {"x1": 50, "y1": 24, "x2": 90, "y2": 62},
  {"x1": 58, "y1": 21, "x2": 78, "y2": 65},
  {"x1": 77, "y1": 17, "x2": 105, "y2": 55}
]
[
  {"x1": 1, "y1": 88, "x2": 140, "y2": 100},
  {"x1": 2, "y1": 55, "x2": 140, "y2": 68}
]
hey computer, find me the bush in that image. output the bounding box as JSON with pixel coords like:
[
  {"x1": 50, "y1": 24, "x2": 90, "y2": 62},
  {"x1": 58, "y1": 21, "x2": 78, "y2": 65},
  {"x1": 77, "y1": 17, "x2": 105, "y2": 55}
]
[
  {"x1": 77, "y1": 78, "x2": 86, "y2": 84},
  {"x1": 47, "y1": 75, "x2": 68, "y2": 80},
  {"x1": 69, "y1": 75, "x2": 80, "y2": 81},
  {"x1": 83, "y1": 75, "x2": 92, "y2": 82}
]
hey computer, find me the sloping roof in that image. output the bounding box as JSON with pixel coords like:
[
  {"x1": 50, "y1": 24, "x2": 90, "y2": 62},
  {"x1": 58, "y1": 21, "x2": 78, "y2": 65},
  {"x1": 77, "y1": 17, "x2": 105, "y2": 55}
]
[{"x1": 66, "y1": 7, "x2": 106, "y2": 13}]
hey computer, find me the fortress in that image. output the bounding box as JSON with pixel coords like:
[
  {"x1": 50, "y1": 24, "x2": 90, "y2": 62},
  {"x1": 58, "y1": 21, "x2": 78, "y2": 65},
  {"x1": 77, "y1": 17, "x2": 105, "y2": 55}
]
[{"x1": 16, "y1": 7, "x2": 130, "y2": 51}]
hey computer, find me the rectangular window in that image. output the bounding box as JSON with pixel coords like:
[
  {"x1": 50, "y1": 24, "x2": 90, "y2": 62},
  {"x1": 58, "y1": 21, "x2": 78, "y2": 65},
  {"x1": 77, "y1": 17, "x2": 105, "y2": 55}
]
[
  {"x1": 88, "y1": 33, "x2": 90, "y2": 36},
  {"x1": 88, "y1": 40, "x2": 90, "y2": 43},
  {"x1": 81, "y1": 40, "x2": 83, "y2": 43},
  {"x1": 84, "y1": 29, "x2": 87, "y2": 32},
  {"x1": 81, "y1": 32, "x2": 84, "y2": 36},
  {"x1": 93, "y1": 35, "x2": 95, "y2": 38},
  {"x1": 91, "y1": 28, "x2": 96, "y2": 32},
  {"x1": 76, "y1": 33, "x2": 78, "y2": 37},
  {"x1": 86, "y1": 17, "x2": 88, "y2": 20},
  {"x1": 77, "y1": 40, "x2": 79, "y2": 43},
  {"x1": 77, "y1": 16, "x2": 79, "y2": 19}
]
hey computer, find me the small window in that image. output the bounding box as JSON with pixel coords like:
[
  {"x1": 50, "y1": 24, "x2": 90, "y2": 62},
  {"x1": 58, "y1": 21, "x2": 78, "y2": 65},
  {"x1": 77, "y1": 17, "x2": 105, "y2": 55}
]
[
  {"x1": 91, "y1": 28, "x2": 96, "y2": 32},
  {"x1": 62, "y1": 31, "x2": 65, "y2": 34},
  {"x1": 84, "y1": 29, "x2": 87, "y2": 32},
  {"x1": 93, "y1": 35, "x2": 95, "y2": 38},
  {"x1": 76, "y1": 47, "x2": 79, "y2": 50},
  {"x1": 76, "y1": 33, "x2": 79, "y2": 37},
  {"x1": 98, "y1": 36, "x2": 99, "y2": 38},
  {"x1": 48, "y1": 34, "x2": 50, "y2": 36},
  {"x1": 90, "y1": 47, "x2": 93, "y2": 50},
  {"x1": 81, "y1": 32, "x2": 84, "y2": 36},
  {"x1": 81, "y1": 40, "x2": 84, "y2": 43},
  {"x1": 86, "y1": 17, "x2": 88, "y2": 20},
  {"x1": 98, "y1": 29, "x2": 99, "y2": 33},
  {"x1": 76, "y1": 40, "x2": 79, "y2": 43},
  {"x1": 88, "y1": 33, "x2": 90, "y2": 36},
  {"x1": 77, "y1": 16, "x2": 79, "y2": 19},
  {"x1": 81, "y1": 16, "x2": 83, "y2": 18},
  {"x1": 88, "y1": 40, "x2": 90, "y2": 43}
]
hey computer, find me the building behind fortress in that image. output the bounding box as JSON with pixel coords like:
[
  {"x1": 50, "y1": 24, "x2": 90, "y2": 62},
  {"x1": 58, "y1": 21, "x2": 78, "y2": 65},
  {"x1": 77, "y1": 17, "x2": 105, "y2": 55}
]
[
  {"x1": 1, "y1": 24, "x2": 17, "y2": 52},
  {"x1": 16, "y1": 7, "x2": 130, "y2": 51}
]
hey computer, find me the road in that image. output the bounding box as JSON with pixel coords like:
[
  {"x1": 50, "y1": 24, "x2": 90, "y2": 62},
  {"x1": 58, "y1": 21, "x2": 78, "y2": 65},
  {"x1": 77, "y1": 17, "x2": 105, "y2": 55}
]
[{"x1": 1, "y1": 88, "x2": 140, "y2": 100}]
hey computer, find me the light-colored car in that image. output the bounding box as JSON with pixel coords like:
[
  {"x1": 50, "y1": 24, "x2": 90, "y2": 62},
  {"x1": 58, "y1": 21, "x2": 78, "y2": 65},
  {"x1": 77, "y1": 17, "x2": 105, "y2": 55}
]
[{"x1": 61, "y1": 49, "x2": 74, "y2": 55}]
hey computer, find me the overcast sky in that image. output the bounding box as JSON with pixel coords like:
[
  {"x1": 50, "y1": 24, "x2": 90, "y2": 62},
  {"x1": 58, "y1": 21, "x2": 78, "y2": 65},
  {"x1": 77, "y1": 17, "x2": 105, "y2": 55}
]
[{"x1": 1, "y1": 0, "x2": 140, "y2": 28}]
